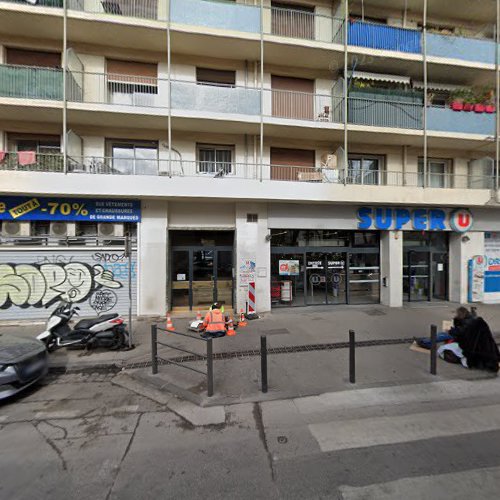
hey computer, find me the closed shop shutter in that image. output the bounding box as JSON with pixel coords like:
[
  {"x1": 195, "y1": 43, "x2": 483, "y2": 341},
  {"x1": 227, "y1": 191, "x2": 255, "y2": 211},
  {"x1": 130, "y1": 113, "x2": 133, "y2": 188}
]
[
  {"x1": 0, "y1": 247, "x2": 137, "y2": 321},
  {"x1": 271, "y1": 75, "x2": 314, "y2": 120},
  {"x1": 6, "y1": 48, "x2": 61, "y2": 68},
  {"x1": 106, "y1": 59, "x2": 158, "y2": 84},
  {"x1": 271, "y1": 147, "x2": 315, "y2": 181}
]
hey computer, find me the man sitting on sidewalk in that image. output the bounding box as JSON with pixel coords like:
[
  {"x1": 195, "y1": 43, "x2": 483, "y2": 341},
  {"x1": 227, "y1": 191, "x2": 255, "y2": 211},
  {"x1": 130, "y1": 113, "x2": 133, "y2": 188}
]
[{"x1": 201, "y1": 302, "x2": 228, "y2": 339}]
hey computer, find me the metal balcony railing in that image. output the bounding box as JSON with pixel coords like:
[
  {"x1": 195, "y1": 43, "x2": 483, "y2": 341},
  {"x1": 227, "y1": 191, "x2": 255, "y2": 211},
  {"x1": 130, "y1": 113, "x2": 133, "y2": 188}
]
[
  {"x1": 0, "y1": 153, "x2": 495, "y2": 190},
  {"x1": 270, "y1": 89, "x2": 335, "y2": 122},
  {"x1": 71, "y1": 0, "x2": 158, "y2": 20}
]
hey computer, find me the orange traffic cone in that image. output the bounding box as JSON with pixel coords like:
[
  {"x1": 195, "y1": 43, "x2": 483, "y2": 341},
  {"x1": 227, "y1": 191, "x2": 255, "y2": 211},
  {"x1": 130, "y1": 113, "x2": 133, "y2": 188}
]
[
  {"x1": 166, "y1": 313, "x2": 175, "y2": 332},
  {"x1": 196, "y1": 310, "x2": 202, "y2": 321},
  {"x1": 227, "y1": 318, "x2": 236, "y2": 336},
  {"x1": 239, "y1": 309, "x2": 248, "y2": 327}
]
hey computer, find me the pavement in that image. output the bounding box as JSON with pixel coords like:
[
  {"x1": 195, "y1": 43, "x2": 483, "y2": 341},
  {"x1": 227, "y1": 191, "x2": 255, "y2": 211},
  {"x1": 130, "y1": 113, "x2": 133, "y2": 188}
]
[
  {"x1": 1, "y1": 370, "x2": 500, "y2": 499},
  {"x1": 3, "y1": 302, "x2": 500, "y2": 405}
]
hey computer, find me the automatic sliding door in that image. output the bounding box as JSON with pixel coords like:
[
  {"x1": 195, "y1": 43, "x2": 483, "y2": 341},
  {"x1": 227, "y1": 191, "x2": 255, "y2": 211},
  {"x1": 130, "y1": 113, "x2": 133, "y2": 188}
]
[
  {"x1": 327, "y1": 253, "x2": 347, "y2": 304},
  {"x1": 216, "y1": 250, "x2": 233, "y2": 308},
  {"x1": 348, "y1": 253, "x2": 380, "y2": 304},
  {"x1": 306, "y1": 253, "x2": 327, "y2": 305},
  {"x1": 404, "y1": 251, "x2": 430, "y2": 301}
]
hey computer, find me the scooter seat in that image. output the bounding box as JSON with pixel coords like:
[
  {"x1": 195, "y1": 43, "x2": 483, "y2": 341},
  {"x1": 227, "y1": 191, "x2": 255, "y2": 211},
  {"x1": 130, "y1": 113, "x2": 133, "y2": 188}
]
[{"x1": 75, "y1": 313, "x2": 119, "y2": 330}]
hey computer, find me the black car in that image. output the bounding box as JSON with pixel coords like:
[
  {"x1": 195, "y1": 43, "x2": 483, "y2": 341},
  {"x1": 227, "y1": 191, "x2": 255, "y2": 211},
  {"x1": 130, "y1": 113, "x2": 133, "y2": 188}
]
[{"x1": 0, "y1": 333, "x2": 48, "y2": 400}]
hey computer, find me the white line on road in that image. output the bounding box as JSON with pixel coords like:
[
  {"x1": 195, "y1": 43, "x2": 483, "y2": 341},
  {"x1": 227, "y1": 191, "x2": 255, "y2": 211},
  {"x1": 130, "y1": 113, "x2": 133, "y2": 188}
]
[
  {"x1": 309, "y1": 403, "x2": 500, "y2": 453},
  {"x1": 339, "y1": 466, "x2": 500, "y2": 500}
]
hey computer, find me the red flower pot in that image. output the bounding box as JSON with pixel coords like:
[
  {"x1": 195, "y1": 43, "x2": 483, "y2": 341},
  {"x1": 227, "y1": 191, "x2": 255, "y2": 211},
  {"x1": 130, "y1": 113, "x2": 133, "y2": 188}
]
[
  {"x1": 485, "y1": 105, "x2": 496, "y2": 113},
  {"x1": 463, "y1": 103, "x2": 474, "y2": 112},
  {"x1": 474, "y1": 104, "x2": 485, "y2": 113},
  {"x1": 450, "y1": 101, "x2": 464, "y2": 111}
]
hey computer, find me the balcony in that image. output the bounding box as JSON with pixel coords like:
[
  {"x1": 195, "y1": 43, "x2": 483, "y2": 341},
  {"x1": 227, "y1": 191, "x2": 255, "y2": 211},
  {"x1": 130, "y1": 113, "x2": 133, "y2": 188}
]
[
  {"x1": 426, "y1": 32, "x2": 496, "y2": 65},
  {"x1": 70, "y1": 0, "x2": 158, "y2": 20},
  {"x1": 0, "y1": 64, "x2": 83, "y2": 101},
  {"x1": 427, "y1": 106, "x2": 496, "y2": 136},
  {"x1": 171, "y1": 0, "x2": 260, "y2": 33},
  {"x1": 0, "y1": 153, "x2": 494, "y2": 191},
  {"x1": 1, "y1": 0, "x2": 63, "y2": 7},
  {"x1": 348, "y1": 20, "x2": 421, "y2": 54}
]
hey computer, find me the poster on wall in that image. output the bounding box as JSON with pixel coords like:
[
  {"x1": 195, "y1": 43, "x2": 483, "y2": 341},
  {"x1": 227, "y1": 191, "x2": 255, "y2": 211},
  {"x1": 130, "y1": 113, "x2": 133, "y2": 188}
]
[
  {"x1": 279, "y1": 260, "x2": 300, "y2": 276},
  {"x1": 484, "y1": 232, "x2": 500, "y2": 302},
  {"x1": 468, "y1": 255, "x2": 485, "y2": 303},
  {"x1": 239, "y1": 259, "x2": 256, "y2": 285}
]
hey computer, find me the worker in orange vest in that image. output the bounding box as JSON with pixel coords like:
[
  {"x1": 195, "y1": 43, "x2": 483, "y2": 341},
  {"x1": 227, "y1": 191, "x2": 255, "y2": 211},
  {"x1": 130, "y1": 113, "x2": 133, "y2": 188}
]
[{"x1": 201, "y1": 302, "x2": 228, "y2": 339}]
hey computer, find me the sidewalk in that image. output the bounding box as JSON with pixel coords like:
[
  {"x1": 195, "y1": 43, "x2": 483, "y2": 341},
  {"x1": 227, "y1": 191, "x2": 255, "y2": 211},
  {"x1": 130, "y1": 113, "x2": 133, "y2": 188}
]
[{"x1": 4, "y1": 302, "x2": 497, "y2": 405}]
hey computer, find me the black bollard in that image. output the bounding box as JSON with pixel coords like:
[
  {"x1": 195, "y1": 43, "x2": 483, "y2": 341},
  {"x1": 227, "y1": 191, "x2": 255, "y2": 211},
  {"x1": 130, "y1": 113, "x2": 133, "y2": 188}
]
[
  {"x1": 261, "y1": 335, "x2": 268, "y2": 393},
  {"x1": 349, "y1": 329, "x2": 356, "y2": 384},
  {"x1": 430, "y1": 324, "x2": 437, "y2": 376}
]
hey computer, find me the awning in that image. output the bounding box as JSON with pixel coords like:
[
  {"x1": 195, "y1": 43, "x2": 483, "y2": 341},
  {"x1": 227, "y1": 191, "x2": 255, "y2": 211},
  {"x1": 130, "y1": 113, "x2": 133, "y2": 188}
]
[
  {"x1": 346, "y1": 70, "x2": 411, "y2": 85},
  {"x1": 412, "y1": 81, "x2": 465, "y2": 91}
]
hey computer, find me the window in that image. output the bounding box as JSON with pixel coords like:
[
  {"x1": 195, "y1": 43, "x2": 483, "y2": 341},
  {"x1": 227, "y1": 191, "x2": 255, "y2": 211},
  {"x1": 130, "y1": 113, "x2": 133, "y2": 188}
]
[
  {"x1": 247, "y1": 214, "x2": 258, "y2": 223},
  {"x1": 348, "y1": 154, "x2": 384, "y2": 185},
  {"x1": 107, "y1": 140, "x2": 158, "y2": 175},
  {"x1": 271, "y1": 76, "x2": 314, "y2": 120},
  {"x1": 197, "y1": 144, "x2": 234, "y2": 175},
  {"x1": 196, "y1": 68, "x2": 236, "y2": 87},
  {"x1": 468, "y1": 157, "x2": 496, "y2": 189},
  {"x1": 6, "y1": 48, "x2": 61, "y2": 68},
  {"x1": 106, "y1": 59, "x2": 158, "y2": 106},
  {"x1": 270, "y1": 147, "x2": 315, "y2": 181},
  {"x1": 8, "y1": 133, "x2": 60, "y2": 154},
  {"x1": 418, "y1": 158, "x2": 452, "y2": 188}
]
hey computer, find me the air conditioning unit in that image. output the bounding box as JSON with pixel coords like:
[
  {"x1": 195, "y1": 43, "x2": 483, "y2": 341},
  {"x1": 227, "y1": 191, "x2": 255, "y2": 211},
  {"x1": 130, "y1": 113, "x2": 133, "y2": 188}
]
[
  {"x1": 1, "y1": 221, "x2": 31, "y2": 237},
  {"x1": 50, "y1": 221, "x2": 76, "y2": 238},
  {"x1": 98, "y1": 223, "x2": 124, "y2": 237}
]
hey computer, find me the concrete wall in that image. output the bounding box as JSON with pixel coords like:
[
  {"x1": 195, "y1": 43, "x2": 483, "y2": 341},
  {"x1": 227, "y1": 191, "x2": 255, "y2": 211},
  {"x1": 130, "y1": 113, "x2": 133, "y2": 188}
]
[{"x1": 380, "y1": 230, "x2": 403, "y2": 307}]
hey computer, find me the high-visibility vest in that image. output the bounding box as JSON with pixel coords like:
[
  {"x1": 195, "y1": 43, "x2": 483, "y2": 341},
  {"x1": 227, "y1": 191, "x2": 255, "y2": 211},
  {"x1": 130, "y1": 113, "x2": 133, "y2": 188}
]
[{"x1": 204, "y1": 309, "x2": 226, "y2": 332}]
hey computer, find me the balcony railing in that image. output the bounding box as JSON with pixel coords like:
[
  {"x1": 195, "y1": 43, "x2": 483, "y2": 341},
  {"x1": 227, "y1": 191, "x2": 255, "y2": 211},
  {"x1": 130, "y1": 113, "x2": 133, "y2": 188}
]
[
  {"x1": 426, "y1": 32, "x2": 496, "y2": 64},
  {"x1": 427, "y1": 106, "x2": 496, "y2": 136},
  {"x1": 0, "y1": 153, "x2": 495, "y2": 189},
  {"x1": 70, "y1": 0, "x2": 158, "y2": 20},
  {"x1": 270, "y1": 89, "x2": 335, "y2": 122}
]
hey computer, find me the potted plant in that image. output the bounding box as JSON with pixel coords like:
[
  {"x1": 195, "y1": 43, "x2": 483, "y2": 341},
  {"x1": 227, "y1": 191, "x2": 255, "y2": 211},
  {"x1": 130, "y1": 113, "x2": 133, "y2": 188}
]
[
  {"x1": 463, "y1": 89, "x2": 475, "y2": 112},
  {"x1": 449, "y1": 89, "x2": 466, "y2": 111},
  {"x1": 483, "y1": 89, "x2": 496, "y2": 113}
]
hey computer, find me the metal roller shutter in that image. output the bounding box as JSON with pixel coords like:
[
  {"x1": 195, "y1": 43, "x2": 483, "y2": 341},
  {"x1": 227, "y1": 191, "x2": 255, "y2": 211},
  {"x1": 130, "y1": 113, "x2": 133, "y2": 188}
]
[{"x1": 0, "y1": 247, "x2": 137, "y2": 321}]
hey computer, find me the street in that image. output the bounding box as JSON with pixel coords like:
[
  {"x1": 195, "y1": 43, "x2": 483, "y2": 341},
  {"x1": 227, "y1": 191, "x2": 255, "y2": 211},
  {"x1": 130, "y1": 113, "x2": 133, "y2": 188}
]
[{"x1": 1, "y1": 368, "x2": 500, "y2": 499}]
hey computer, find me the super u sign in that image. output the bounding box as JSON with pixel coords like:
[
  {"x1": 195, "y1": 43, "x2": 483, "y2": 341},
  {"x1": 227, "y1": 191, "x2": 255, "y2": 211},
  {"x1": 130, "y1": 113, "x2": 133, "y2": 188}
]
[{"x1": 450, "y1": 209, "x2": 474, "y2": 233}]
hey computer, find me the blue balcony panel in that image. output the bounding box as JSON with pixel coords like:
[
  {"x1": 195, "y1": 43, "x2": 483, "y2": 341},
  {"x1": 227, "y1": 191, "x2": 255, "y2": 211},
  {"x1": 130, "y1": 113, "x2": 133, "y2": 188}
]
[
  {"x1": 348, "y1": 21, "x2": 421, "y2": 54},
  {"x1": 427, "y1": 107, "x2": 495, "y2": 136},
  {"x1": 170, "y1": 0, "x2": 261, "y2": 33},
  {"x1": 426, "y1": 33, "x2": 495, "y2": 64}
]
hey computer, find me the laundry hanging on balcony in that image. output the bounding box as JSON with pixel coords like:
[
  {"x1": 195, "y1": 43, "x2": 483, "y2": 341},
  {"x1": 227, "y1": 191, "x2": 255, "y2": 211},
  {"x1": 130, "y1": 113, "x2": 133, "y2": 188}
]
[
  {"x1": 0, "y1": 151, "x2": 5, "y2": 163},
  {"x1": 17, "y1": 151, "x2": 36, "y2": 166}
]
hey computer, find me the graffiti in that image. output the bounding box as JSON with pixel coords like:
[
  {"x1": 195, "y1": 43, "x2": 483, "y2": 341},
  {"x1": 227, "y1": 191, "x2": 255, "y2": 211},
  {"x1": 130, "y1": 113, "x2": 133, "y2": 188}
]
[
  {"x1": 90, "y1": 289, "x2": 118, "y2": 315},
  {"x1": 103, "y1": 262, "x2": 137, "y2": 280},
  {"x1": 92, "y1": 252, "x2": 126, "y2": 263},
  {"x1": 0, "y1": 262, "x2": 122, "y2": 309}
]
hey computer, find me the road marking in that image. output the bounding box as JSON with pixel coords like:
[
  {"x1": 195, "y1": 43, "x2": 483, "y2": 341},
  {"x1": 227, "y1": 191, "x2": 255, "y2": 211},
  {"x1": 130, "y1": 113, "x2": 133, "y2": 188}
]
[
  {"x1": 339, "y1": 466, "x2": 500, "y2": 500},
  {"x1": 309, "y1": 403, "x2": 500, "y2": 453}
]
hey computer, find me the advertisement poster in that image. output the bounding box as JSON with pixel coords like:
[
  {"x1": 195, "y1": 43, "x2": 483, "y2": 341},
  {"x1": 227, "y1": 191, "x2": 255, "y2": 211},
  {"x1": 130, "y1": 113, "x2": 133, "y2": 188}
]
[
  {"x1": 279, "y1": 260, "x2": 300, "y2": 276},
  {"x1": 0, "y1": 196, "x2": 141, "y2": 222},
  {"x1": 240, "y1": 259, "x2": 256, "y2": 285},
  {"x1": 484, "y1": 232, "x2": 500, "y2": 302},
  {"x1": 469, "y1": 255, "x2": 485, "y2": 303}
]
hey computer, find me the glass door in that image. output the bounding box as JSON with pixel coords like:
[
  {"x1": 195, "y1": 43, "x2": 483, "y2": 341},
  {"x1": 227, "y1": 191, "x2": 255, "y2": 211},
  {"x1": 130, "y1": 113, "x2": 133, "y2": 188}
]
[
  {"x1": 171, "y1": 250, "x2": 190, "y2": 309},
  {"x1": 216, "y1": 250, "x2": 233, "y2": 308},
  {"x1": 327, "y1": 252, "x2": 347, "y2": 304},
  {"x1": 192, "y1": 249, "x2": 216, "y2": 310},
  {"x1": 306, "y1": 253, "x2": 327, "y2": 305},
  {"x1": 405, "y1": 251, "x2": 430, "y2": 301},
  {"x1": 432, "y1": 252, "x2": 448, "y2": 300},
  {"x1": 348, "y1": 253, "x2": 380, "y2": 304}
]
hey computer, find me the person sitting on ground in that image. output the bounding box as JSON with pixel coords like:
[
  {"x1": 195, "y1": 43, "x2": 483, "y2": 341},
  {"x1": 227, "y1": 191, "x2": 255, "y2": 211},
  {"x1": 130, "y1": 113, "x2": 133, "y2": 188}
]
[{"x1": 201, "y1": 302, "x2": 228, "y2": 339}]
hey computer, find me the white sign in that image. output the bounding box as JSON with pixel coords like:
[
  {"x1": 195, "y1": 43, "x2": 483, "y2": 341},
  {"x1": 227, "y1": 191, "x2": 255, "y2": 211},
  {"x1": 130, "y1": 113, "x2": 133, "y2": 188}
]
[
  {"x1": 176, "y1": 274, "x2": 186, "y2": 281},
  {"x1": 240, "y1": 258, "x2": 256, "y2": 285}
]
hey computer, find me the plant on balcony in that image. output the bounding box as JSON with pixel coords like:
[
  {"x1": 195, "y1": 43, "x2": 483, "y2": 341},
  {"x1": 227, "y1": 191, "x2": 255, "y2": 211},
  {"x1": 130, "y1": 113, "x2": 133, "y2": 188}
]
[
  {"x1": 481, "y1": 88, "x2": 496, "y2": 113},
  {"x1": 449, "y1": 89, "x2": 467, "y2": 111},
  {"x1": 463, "y1": 89, "x2": 475, "y2": 112}
]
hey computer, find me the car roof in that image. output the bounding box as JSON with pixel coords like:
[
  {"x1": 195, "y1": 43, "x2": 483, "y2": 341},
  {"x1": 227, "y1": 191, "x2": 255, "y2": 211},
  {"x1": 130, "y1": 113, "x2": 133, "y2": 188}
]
[{"x1": 0, "y1": 333, "x2": 46, "y2": 364}]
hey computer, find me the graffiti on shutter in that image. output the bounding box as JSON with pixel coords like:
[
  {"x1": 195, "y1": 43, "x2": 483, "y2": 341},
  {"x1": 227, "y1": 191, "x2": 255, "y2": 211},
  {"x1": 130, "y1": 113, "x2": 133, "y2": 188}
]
[{"x1": 0, "y1": 249, "x2": 137, "y2": 320}]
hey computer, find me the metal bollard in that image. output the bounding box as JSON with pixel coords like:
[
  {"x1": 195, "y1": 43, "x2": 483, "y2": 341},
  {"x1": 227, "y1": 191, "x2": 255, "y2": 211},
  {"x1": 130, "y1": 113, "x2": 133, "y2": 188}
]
[
  {"x1": 151, "y1": 324, "x2": 158, "y2": 375},
  {"x1": 349, "y1": 329, "x2": 356, "y2": 384},
  {"x1": 430, "y1": 324, "x2": 437, "y2": 376},
  {"x1": 207, "y1": 338, "x2": 214, "y2": 397},
  {"x1": 261, "y1": 335, "x2": 268, "y2": 393}
]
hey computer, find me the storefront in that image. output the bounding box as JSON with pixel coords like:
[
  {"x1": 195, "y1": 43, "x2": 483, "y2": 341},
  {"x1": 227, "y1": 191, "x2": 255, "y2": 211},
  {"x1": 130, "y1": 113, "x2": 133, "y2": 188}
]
[{"x1": 270, "y1": 230, "x2": 380, "y2": 307}]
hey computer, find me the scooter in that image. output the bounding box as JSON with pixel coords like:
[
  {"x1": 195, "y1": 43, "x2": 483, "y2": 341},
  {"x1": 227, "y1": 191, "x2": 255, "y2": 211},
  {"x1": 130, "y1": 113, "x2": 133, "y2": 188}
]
[{"x1": 37, "y1": 301, "x2": 130, "y2": 352}]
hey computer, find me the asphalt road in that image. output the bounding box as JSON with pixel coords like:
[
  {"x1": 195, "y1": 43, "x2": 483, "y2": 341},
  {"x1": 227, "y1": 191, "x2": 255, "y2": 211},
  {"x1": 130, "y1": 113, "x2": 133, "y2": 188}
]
[{"x1": 1, "y1": 370, "x2": 500, "y2": 499}]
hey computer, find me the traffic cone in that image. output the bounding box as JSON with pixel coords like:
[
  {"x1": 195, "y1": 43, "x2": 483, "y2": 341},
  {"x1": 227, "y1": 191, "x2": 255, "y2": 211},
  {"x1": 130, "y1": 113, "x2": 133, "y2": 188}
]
[
  {"x1": 238, "y1": 309, "x2": 248, "y2": 327},
  {"x1": 227, "y1": 318, "x2": 236, "y2": 336},
  {"x1": 166, "y1": 313, "x2": 175, "y2": 332},
  {"x1": 196, "y1": 310, "x2": 202, "y2": 321}
]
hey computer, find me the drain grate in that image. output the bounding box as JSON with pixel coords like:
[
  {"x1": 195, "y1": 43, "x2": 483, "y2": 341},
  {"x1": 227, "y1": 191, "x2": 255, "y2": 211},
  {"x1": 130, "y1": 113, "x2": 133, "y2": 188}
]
[{"x1": 124, "y1": 337, "x2": 414, "y2": 370}]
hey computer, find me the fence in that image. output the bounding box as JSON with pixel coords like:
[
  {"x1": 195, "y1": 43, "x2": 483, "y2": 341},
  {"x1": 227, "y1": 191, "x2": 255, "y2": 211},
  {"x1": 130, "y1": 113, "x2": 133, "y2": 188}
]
[{"x1": 151, "y1": 324, "x2": 214, "y2": 397}]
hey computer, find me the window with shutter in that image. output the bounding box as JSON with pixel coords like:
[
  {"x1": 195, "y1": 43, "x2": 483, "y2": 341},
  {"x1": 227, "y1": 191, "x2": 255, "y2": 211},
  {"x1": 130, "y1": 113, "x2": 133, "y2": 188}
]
[
  {"x1": 271, "y1": 76, "x2": 314, "y2": 120},
  {"x1": 270, "y1": 147, "x2": 315, "y2": 181},
  {"x1": 196, "y1": 68, "x2": 236, "y2": 87},
  {"x1": 197, "y1": 144, "x2": 234, "y2": 175},
  {"x1": 6, "y1": 48, "x2": 61, "y2": 68}
]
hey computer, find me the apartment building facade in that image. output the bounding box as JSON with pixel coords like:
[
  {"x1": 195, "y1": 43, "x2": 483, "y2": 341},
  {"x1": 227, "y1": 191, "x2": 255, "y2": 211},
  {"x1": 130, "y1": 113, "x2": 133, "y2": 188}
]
[{"x1": 1, "y1": 0, "x2": 500, "y2": 320}]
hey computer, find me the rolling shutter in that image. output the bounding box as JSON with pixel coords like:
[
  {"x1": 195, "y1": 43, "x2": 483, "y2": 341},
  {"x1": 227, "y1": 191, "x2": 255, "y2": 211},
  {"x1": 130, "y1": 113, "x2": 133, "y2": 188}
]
[
  {"x1": 270, "y1": 147, "x2": 315, "y2": 181},
  {"x1": 271, "y1": 75, "x2": 314, "y2": 120},
  {"x1": 106, "y1": 59, "x2": 157, "y2": 84},
  {"x1": 6, "y1": 48, "x2": 61, "y2": 68}
]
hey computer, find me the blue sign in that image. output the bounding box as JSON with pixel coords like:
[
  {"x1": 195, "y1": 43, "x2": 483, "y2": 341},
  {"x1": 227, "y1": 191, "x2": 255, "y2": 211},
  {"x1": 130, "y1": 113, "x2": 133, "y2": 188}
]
[
  {"x1": 357, "y1": 207, "x2": 473, "y2": 232},
  {"x1": 0, "y1": 196, "x2": 141, "y2": 222}
]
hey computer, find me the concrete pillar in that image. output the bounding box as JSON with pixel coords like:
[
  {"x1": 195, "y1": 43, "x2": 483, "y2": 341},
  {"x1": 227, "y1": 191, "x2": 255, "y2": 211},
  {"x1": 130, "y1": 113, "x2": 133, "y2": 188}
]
[
  {"x1": 380, "y1": 230, "x2": 403, "y2": 307},
  {"x1": 449, "y1": 232, "x2": 484, "y2": 304},
  {"x1": 138, "y1": 199, "x2": 168, "y2": 316},
  {"x1": 235, "y1": 202, "x2": 271, "y2": 313}
]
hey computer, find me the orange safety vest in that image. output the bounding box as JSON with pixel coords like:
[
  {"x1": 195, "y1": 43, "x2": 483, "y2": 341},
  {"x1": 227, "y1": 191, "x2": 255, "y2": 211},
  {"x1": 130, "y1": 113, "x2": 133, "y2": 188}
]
[{"x1": 204, "y1": 309, "x2": 227, "y2": 333}]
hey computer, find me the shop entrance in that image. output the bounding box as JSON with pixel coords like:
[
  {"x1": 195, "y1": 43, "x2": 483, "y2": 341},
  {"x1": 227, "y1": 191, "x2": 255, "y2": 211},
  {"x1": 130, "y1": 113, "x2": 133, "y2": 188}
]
[
  {"x1": 170, "y1": 231, "x2": 234, "y2": 312},
  {"x1": 403, "y1": 232, "x2": 449, "y2": 302},
  {"x1": 270, "y1": 230, "x2": 380, "y2": 307}
]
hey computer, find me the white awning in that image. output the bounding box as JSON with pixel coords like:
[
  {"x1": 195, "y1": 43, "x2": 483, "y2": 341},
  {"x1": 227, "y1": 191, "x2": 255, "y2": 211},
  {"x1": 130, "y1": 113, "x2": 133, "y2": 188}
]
[
  {"x1": 412, "y1": 81, "x2": 465, "y2": 91},
  {"x1": 346, "y1": 70, "x2": 411, "y2": 85}
]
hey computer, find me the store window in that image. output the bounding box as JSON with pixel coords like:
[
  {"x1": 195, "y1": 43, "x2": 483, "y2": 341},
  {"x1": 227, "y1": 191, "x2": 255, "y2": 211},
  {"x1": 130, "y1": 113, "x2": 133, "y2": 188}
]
[
  {"x1": 106, "y1": 139, "x2": 158, "y2": 175},
  {"x1": 197, "y1": 144, "x2": 234, "y2": 175},
  {"x1": 348, "y1": 154, "x2": 384, "y2": 185},
  {"x1": 106, "y1": 59, "x2": 158, "y2": 106},
  {"x1": 418, "y1": 158, "x2": 452, "y2": 188}
]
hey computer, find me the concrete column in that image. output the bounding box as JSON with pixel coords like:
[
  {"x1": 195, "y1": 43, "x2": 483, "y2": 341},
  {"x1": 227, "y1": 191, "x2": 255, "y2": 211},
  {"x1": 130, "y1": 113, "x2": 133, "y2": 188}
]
[
  {"x1": 449, "y1": 232, "x2": 484, "y2": 304},
  {"x1": 380, "y1": 230, "x2": 403, "y2": 307},
  {"x1": 235, "y1": 202, "x2": 270, "y2": 313},
  {"x1": 138, "y1": 199, "x2": 168, "y2": 316}
]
